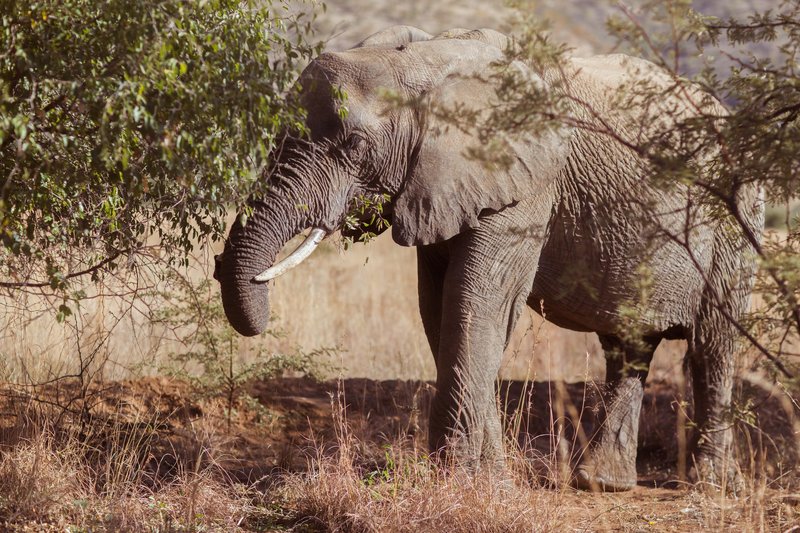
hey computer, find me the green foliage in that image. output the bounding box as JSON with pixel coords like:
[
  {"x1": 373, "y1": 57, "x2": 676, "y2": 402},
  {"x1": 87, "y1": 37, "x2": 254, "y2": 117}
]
[
  {"x1": 342, "y1": 192, "x2": 391, "y2": 248},
  {"x1": 152, "y1": 271, "x2": 330, "y2": 427},
  {"x1": 0, "y1": 0, "x2": 322, "y2": 290}
]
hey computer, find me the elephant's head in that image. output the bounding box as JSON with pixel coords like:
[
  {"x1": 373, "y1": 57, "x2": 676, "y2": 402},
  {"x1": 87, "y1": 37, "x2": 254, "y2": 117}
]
[{"x1": 215, "y1": 26, "x2": 571, "y2": 336}]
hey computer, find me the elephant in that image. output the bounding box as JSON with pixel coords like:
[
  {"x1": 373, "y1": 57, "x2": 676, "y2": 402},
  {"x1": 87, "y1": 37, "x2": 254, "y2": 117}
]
[{"x1": 214, "y1": 26, "x2": 764, "y2": 492}]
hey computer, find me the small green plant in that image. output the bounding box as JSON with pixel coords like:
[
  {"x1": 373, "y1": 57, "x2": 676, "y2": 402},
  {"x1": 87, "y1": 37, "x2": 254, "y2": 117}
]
[
  {"x1": 152, "y1": 269, "x2": 330, "y2": 429},
  {"x1": 342, "y1": 193, "x2": 391, "y2": 248},
  {"x1": 363, "y1": 445, "x2": 397, "y2": 488}
]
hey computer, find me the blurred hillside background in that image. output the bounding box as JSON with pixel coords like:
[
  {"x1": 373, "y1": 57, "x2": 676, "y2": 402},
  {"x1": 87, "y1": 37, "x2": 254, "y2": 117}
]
[{"x1": 0, "y1": 0, "x2": 785, "y2": 384}]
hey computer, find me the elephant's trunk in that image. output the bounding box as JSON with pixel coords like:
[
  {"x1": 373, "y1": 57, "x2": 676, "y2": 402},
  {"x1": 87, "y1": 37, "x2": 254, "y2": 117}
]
[
  {"x1": 217, "y1": 136, "x2": 353, "y2": 336},
  {"x1": 217, "y1": 191, "x2": 310, "y2": 337}
]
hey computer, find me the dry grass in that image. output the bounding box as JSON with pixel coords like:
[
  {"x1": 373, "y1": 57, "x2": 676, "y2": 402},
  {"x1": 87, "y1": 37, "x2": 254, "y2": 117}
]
[
  {"x1": 268, "y1": 378, "x2": 799, "y2": 532},
  {"x1": 0, "y1": 368, "x2": 796, "y2": 531},
  {"x1": 0, "y1": 418, "x2": 253, "y2": 531},
  {"x1": 281, "y1": 457, "x2": 562, "y2": 532},
  {"x1": 277, "y1": 445, "x2": 799, "y2": 533}
]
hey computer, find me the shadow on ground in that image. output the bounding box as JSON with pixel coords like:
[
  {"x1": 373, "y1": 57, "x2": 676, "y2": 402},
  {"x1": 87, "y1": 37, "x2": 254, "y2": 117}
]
[
  {"x1": 1, "y1": 377, "x2": 796, "y2": 491},
  {"x1": 246, "y1": 377, "x2": 797, "y2": 489}
]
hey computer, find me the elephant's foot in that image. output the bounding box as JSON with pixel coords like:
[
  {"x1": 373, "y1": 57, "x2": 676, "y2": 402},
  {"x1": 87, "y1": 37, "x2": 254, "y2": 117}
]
[
  {"x1": 428, "y1": 412, "x2": 511, "y2": 487},
  {"x1": 430, "y1": 446, "x2": 516, "y2": 492},
  {"x1": 687, "y1": 424, "x2": 742, "y2": 494},
  {"x1": 573, "y1": 444, "x2": 638, "y2": 492},
  {"x1": 689, "y1": 452, "x2": 743, "y2": 494},
  {"x1": 574, "y1": 377, "x2": 643, "y2": 492}
]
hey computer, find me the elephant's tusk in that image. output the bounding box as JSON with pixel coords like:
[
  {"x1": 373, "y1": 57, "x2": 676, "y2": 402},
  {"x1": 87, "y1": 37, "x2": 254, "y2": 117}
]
[{"x1": 252, "y1": 228, "x2": 326, "y2": 283}]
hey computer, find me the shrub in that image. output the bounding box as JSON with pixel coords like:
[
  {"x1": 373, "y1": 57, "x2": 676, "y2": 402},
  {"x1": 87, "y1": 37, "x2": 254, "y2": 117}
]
[{"x1": 0, "y1": 0, "x2": 321, "y2": 296}]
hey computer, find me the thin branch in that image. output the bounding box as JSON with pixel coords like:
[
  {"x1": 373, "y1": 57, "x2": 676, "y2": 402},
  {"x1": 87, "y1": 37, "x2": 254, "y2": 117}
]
[
  {"x1": 0, "y1": 252, "x2": 123, "y2": 288},
  {"x1": 708, "y1": 19, "x2": 800, "y2": 31}
]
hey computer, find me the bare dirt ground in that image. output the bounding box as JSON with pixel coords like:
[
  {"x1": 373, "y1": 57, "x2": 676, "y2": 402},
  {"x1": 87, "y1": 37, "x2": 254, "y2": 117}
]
[{"x1": 2, "y1": 376, "x2": 796, "y2": 531}]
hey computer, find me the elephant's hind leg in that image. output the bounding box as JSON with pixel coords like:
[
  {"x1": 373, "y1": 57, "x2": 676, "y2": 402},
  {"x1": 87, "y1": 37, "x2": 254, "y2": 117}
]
[
  {"x1": 574, "y1": 335, "x2": 659, "y2": 491},
  {"x1": 686, "y1": 299, "x2": 742, "y2": 492},
  {"x1": 685, "y1": 237, "x2": 757, "y2": 493}
]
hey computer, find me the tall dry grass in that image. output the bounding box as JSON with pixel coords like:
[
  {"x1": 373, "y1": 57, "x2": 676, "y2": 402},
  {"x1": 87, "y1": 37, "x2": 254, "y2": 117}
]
[
  {"x1": 275, "y1": 368, "x2": 799, "y2": 532},
  {"x1": 0, "y1": 400, "x2": 256, "y2": 531}
]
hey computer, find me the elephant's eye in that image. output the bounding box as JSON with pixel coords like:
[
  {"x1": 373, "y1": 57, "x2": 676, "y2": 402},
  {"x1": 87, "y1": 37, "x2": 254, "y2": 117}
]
[{"x1": 344, "y1": 134, "x2": 366, "y2": 155}]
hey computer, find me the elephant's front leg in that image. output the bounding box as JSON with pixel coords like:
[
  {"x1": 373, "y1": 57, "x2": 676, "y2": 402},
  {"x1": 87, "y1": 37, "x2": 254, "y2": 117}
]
[{"x1": 427, "y1": 223, "x2": 541, "y2": 471}]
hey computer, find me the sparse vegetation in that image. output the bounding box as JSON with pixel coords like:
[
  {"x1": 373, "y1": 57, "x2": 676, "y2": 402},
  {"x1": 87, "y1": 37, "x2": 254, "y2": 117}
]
[
  {"x1": 0, "y1": 408, "x2": 257, "y2": 530},
  {"x1": 1, "y1": 373, "x2": 795, "y2": 531},
  {"x1": 152, "y1": 270, "x2": 332, "y2": 428}
]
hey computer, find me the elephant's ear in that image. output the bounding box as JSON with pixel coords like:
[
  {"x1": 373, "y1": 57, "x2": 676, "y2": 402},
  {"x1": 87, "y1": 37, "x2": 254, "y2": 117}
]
[
  {"x1": 391, "y1": 70, "x2": 572, "y2": 246},
  {"x1": 354, "y1": 26, "x2": 433, "y2": 49}
]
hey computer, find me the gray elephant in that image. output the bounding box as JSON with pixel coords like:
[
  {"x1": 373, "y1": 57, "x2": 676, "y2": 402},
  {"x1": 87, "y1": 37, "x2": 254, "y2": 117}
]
[{"x1": 214, "y1": 26, "x2": 764, "y2": 491}]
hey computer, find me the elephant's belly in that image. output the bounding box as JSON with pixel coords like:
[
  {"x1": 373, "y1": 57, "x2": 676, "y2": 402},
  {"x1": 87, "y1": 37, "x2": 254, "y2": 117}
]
[{"x1": 529, "y1": 224, "x2": 711, "y2": 337}]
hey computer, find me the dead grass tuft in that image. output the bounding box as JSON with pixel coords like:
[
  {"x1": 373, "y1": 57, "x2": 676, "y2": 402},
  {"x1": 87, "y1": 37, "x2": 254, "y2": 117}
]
[
  {"x1": 0, "y1": 406, "x2": 253, "y2": 531},
  {"x1": 0, "y1": 430, "x2": 88, "y2": 524},
  {"x1": 281, "y1": 448, "x2": 562, "y2": 533}
]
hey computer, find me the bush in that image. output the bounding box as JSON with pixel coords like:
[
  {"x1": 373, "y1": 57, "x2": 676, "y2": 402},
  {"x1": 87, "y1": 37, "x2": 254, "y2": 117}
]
[{"x1": 0, "y1": 0, "x2": 321, "y2": 293}]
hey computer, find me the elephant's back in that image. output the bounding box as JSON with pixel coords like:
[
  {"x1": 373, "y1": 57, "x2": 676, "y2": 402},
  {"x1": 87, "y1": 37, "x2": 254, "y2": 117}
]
[
  {"x1": 531, "y1": 54, "x2": 759, "y2": 337},
  {"x1": 532, "y1": 55, "x2": 721, "y2": 334},
  {"x1": 552, "y1": 54, "x2": 727, "y2": 148}
]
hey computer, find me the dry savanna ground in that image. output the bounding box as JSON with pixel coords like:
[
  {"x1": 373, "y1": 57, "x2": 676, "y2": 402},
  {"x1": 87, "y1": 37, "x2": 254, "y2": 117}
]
[
  {"x1": 1, "y1": 0, "x2": 799, "y2": 531},
  {"x1": 0, "y1": 374, "x2": 797, "y2": 531}
]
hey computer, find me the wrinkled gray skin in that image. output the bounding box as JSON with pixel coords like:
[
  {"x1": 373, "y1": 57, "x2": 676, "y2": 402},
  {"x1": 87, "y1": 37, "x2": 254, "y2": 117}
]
[{"x1": 215, "y1": 26, "x2": 764, "y2": 491}]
